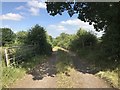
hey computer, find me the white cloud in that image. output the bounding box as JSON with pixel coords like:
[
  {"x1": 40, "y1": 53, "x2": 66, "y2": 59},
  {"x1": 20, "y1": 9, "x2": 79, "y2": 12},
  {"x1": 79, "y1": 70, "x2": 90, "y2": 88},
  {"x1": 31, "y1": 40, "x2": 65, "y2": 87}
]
[
  {"x1": 57, "y1": 25, "x2": 67, "y2": 31},
  {"x1": 27, "y1": 0, "x2": 46, "y2": 9},
  {"x1": 49, "y1": 25, "x2": 68, "y2": 31},
  {"x1": 47, "y1": 19, "x2": 103, "y2": 37},
  {"x1": 0, "y1": 13, "x2": 24, "y2": 21},
  {"x1": 61, "y1": 19, "x2": 81, "y2": 26},
  {"x1": 0, "y1": 25, "x2": 10, "y2": 28},
  {"x1": 0, "y1": 25, "x2": 18, "y2": 33},
  {"x1": 27, "y1": 0, "x2": 46, "y2": 16},
  {"x1": 16, "y1": 6, "x2": 25, "y2": 10},
  {"x1": 61, "y1": 19, "x2": 94, "y2": 30},
  {"x1": 29, "y1": 7, "x2": 39, "y2": 16},
  {"x1": 2, "y1": 0, "x2": 29, "y2": 2},
  {"x1": 27, "y1": 0, "x2": 46, "y2": 8},
  {"x1": 38, "y1": 2, "x2": 46, "y2": 9},
  {"x1": 56, "y1": 18, "x2": 95, "y2": 32},
  {"x1": 14, "y1": 0, "x2": 46, "y2": 16}
]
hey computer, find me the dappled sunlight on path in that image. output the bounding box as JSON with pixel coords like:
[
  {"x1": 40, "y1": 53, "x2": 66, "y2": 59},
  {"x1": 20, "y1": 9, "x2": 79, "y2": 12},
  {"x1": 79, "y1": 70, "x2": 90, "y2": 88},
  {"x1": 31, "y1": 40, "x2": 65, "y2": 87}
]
[
  {"x1": 11, "y1": 47, "x2": 116, "y2": 88},
  {"x1": 11, "y1": 51, "x2": 57, "y2": 88}
]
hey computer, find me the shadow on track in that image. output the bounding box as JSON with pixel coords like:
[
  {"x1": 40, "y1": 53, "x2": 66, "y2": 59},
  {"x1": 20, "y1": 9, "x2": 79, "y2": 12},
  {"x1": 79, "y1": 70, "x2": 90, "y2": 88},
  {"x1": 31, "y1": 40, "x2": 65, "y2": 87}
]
[{"x1": 27, "y1": 51, "x2": 57, "y2": 80}]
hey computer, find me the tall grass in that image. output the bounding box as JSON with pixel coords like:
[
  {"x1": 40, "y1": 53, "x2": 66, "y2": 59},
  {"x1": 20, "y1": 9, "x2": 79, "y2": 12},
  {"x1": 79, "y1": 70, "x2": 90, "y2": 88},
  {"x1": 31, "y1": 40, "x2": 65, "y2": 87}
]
[
  {"x1": 56, "y1": 49, "x2": 73, "y2": 73},
  {"x1": 1, "y1": 46, "x2": 48, "y2": 88},
  {"x1": 0, "y1": 47, "x2": 2, "y2": 89},
  {"x1": 56, "y1": 49, "x2": 75, "y2": 88},
  {"x1": 96, "y1": 69, "x2": 119, "y2": 89},
  {"x1": 2, "y1": 55, "x2": 48, "y2": 88},
  {"x1": 2, "y1": 65, "x2": 26, "y2": 88},
  {"x1": 75, "y1": 47, "x2": 119, "y2": 89}
]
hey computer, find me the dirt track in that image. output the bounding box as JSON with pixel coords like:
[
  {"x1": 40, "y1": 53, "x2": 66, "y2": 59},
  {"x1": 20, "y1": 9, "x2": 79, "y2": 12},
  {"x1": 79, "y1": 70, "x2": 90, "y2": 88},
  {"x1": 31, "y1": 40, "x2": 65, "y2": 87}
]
[{"x1": 11, "y1": 50, "x2": 113, "y2": 88}]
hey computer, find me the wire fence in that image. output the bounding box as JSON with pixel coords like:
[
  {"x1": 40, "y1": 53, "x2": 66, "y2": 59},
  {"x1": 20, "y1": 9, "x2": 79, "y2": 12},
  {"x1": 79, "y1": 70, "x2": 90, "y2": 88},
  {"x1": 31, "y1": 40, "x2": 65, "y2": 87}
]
[{"x1": 4, "y1": 45, "x2": 36, "y2": 67}]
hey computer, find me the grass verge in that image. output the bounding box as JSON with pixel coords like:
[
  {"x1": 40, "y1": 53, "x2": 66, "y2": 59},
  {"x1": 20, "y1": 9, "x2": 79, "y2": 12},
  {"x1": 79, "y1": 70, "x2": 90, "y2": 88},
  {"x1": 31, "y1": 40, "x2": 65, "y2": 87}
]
[
  {"x1": 2, "y1": 55, "x2": 48, "y2": 88},
  {"x1": 96, "y1": 69, "x2": 119, "y2": 88},
  {"x1": 56, "y1": 49, "x2": 74, "y2": 88},
  {"x1": 76, "y1": 48, "x2": 119, "y2": 89}
]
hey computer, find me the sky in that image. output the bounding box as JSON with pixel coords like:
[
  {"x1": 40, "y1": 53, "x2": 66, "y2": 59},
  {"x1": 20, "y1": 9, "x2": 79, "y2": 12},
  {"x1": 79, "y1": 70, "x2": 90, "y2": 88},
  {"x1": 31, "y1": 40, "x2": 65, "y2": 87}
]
[{"x1": 0, "y1": 0, "x2": 103, "y2": 38}]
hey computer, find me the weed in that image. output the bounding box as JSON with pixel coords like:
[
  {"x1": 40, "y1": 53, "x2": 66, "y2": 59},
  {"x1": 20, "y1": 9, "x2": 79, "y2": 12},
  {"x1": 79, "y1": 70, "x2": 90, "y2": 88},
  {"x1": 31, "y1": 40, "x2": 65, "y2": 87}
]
[{"x1": 2, "y1": 54, "x2": 48, "y2": 88}]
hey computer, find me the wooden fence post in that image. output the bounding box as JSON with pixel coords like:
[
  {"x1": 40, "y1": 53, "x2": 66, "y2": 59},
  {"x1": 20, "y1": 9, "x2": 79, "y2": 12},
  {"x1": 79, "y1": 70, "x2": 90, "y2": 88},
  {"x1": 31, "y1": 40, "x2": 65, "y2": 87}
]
[{"x1": 5, "y1": 48, "x2": 9, "y2": 67}]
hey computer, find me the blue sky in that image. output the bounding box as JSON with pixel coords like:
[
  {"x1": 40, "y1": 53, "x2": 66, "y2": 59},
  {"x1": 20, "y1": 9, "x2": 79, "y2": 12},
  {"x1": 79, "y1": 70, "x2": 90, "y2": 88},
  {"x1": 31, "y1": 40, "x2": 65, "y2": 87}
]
[{"x1": 0, "y1": 0, "x2": 103, "y2": 38}]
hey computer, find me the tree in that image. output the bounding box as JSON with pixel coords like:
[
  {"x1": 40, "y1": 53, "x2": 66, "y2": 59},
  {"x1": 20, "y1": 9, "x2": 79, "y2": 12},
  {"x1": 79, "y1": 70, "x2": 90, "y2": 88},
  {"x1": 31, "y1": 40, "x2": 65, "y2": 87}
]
[
  {"x1": 46, "y1": 2, "x2": 119, "y2": 31},
  {"x1": 101, "y1": 23, "x2": 120, "y2": 63},
  {"x1": 70, "y1": 28, "x2": 97, "y2": 51},
  {"x1": 26, "y1": 24, "x2": 52, "y2": 55},
  {"x1": 0, "y1": 28, "x2": 15, "y2": 46},
  {"x1": 46, "y1": 34, "x2": 54, "y2": 47},
  {"x1": 54, "y1": 33, "x2": 74, "y2": 49},
  {"x1": 15, "y1": 31, "x2": 28, "y2": 45},
  {"x1": 77, "y1": 28, "x2": 97, "y2": 47},
  {"x1": 46, "y1": 2, "x2": 120, "y2": 62},
  {"x1": 26, "y1": 24, "x2": 46, "y2": 45}
]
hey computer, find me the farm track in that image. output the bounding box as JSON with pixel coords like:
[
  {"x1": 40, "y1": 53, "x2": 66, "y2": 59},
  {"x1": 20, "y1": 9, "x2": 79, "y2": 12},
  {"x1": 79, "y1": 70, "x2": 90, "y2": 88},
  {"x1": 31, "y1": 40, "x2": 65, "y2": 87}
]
[{"x1": 11, "y1": 49, "x2": 115, "y2": 89}]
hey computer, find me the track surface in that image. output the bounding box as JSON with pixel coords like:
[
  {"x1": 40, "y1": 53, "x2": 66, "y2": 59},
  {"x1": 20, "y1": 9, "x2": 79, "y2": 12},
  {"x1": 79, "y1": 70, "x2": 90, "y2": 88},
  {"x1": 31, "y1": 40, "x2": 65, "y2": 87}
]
[{"x1": 11, "y1": 50, "x2": 112, "y2": 88}]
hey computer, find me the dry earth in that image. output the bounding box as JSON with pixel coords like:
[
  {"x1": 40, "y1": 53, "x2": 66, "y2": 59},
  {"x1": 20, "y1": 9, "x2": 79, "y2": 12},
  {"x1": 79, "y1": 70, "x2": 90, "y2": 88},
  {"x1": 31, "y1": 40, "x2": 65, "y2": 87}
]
[{"x1": 10, "y1": 49, "x2": 116, "y2": 89}]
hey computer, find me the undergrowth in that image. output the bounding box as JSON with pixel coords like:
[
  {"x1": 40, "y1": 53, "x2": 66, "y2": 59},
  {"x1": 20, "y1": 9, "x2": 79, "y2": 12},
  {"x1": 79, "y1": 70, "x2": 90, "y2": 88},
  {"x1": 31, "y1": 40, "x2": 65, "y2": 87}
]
[
  {"x1": 76, "y1": 48, "x2": 120, "y2": 89},
  {"x1": 56, "y1": 49, "x2": 73, "y2": 73},
  {"x1": 2, "y1": 55, "x2": 48, "y2": 88},
  {"x1": 56, "y1": 49, "x2": 74, "y2": 88},
  {"x1": 96, "y1": 69, "x2": 119, "y2": 89}
]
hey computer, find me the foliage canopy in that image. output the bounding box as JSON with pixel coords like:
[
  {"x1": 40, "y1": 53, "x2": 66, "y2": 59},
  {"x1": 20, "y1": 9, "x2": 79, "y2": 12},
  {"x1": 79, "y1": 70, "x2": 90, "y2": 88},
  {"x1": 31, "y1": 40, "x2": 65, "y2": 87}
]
[
  {"x1": 0, "y1": 28, "x2": 15, "y2": 46},
  {"x1": 46, "y1": 2, "x2": 119, "y2": 31},
  {"x1": 26, "y1": 24, "x2": 52, "y2": 55},
  {"x1": 46, "y1": 2, "x2": 120, "y2": 62}
]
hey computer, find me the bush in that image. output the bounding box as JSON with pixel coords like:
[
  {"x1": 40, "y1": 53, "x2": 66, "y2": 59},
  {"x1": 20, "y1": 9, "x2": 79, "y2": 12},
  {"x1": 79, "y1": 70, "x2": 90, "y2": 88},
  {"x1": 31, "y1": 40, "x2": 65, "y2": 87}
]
[
  {"x1": 0, "y1": 28, "x2": 15, "y2": 46},
  {"x1": 70, "y1": 28, "x2": 97, "y2": 51},
  {"x1": 53, "y1": 33, "x2": 75, "y2": 49},
  {"x1": 25, "y1": 24, "x2": 52, "y2": 55}
]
